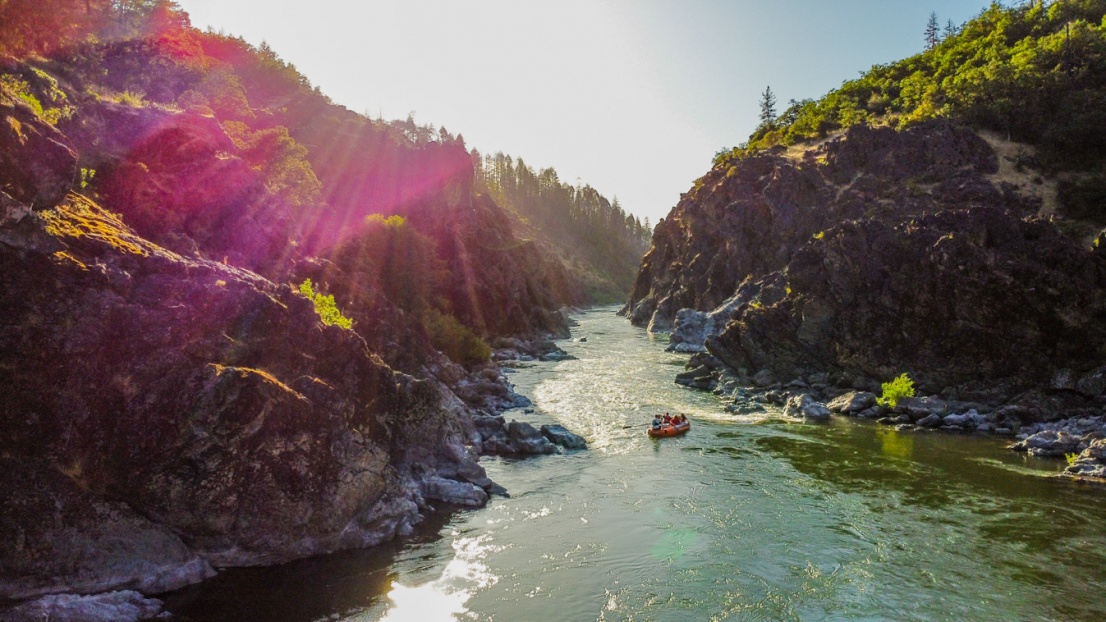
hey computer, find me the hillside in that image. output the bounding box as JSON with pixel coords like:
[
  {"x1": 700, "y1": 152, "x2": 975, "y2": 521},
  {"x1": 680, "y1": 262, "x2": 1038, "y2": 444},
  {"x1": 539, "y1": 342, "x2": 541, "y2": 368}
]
[
  {"x1": 625, "y1": 0, "x2": 1106, "y2": 421},
  {"x1": 0, "y1": 0, "x2": 603, "y2": 610},
  {"x1": 474, "y1": 151, "x2": 651, "y2": 303},
  {"x1": 737, "y1": 0, "x2": 1106, "y2": 239}
]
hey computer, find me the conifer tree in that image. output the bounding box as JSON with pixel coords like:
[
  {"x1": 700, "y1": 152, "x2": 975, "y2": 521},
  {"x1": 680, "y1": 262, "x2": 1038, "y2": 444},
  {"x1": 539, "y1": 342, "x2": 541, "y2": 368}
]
[
  {"x1": 943, "y1": 18, "x2": 958, "y2": 40},
  {"x1": 758, "y1": 86, "x2": 777, "y2": 129},
  {"x1": 925, "y1": 12, "x2": 940, "y2": 50}
]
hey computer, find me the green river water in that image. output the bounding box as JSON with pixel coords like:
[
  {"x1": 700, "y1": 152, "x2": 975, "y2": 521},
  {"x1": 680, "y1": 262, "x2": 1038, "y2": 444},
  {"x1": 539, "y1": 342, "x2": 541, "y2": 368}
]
[{"x1": 166, "y1": 307, "x2": 1106, "y2": 621}]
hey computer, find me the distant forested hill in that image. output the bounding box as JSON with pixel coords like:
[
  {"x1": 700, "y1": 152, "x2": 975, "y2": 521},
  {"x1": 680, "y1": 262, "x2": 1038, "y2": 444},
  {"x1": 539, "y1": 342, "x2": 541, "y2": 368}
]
[{"x1": 474, "y1": 151, "x2": 651, "y2": 302}]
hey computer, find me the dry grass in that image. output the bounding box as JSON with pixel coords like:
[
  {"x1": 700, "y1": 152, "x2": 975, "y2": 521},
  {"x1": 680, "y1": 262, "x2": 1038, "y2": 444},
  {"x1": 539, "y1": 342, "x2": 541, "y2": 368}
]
[
  {"x1": 782, "y1": 130, "x2": 845, "y2": 162},
  {"x1": 977, "y1": 130, "x2": 1059, "y2": 216},
  {"x1": 42, "y1": 194, "x2": 153, "y2": 256}
]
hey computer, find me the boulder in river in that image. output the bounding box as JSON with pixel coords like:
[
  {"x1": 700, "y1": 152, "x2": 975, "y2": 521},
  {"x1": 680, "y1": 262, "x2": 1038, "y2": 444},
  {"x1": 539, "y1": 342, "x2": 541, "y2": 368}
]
[
  {"x1": 1011, "y1": 430, "x2": 1082, "y2": 457},
  {"x1": 540, "y1": 424, "x2": 588, "y2": 450},
  {"x1": 475, "y1": 417, "x2": 558, "y2": 455},
  {"x1": 826, "y1": 391, "x2": 876, "y2": 414},
  {"x1": 1064, "y1": 439, "x2": 1106, "y2": 480},
  {"x1": 783, "y1": 394, "x2": 831, "y2": 420},
  {"x1": 507, "y1": 421, "x2": 558, "y2": 455},
  {"x1": 421, "y1": 476, "x2": 489, "y2": 508}
]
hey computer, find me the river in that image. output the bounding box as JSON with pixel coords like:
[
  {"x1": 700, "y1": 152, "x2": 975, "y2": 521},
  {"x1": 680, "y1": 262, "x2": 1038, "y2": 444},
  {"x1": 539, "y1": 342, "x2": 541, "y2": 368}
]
[{"x1": 166, "y1": 307, "x2": 1106, "y2": 621}]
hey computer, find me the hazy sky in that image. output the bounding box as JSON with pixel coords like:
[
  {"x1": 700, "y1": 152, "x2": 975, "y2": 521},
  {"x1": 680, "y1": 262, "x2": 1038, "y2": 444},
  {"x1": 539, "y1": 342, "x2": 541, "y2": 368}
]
[{"x1": 177, "y1": 0, "x2": 995, "y2": 224}]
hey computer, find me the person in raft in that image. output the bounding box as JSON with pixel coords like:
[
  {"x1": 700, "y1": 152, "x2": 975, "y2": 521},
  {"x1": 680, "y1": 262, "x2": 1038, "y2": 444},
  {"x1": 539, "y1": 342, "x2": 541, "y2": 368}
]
[
  {"x1": 663, "y1": 413, "x2": 672, "y2": 424},
  {"x1": 652, "y1": 414, "x2": 662, "y2": 429}
]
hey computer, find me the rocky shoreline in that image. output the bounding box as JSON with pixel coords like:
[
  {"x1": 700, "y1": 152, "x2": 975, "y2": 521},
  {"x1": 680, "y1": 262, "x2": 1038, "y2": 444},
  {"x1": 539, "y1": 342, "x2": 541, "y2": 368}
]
[
  {"x1": 0, "y1": 335, "x2": 587, "y2": 622},
  {"x1": 621, "y1": 120, "x2": 1106, "y2": 487},
  {"x1": 677, "y1": 354, "x2": 1106, "y2": 483}
]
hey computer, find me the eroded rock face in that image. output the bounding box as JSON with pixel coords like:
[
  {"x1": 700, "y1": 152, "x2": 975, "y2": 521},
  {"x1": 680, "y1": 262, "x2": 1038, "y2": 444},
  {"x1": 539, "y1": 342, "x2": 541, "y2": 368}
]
[
  {"x1": 0, "y1": 97, "x2": 78, "y2": 210},
  {"x1": 0, "y1": 195, "x2": 484, "y2": 589},
  {"x1": 0, "y1": 459, "x2": 214, "y2": 600},
  {"x1": 625, "y1": 121, "x2": 1017, "y2": 331},
  {"x1": 706, "y1": 208, "x2": 1106, "y2": 402}
]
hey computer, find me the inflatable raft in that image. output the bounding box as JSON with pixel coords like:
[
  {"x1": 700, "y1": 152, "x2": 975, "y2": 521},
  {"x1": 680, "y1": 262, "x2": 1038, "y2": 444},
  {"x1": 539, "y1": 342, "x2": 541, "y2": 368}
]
[{"x1": 647, "y1": 419, "x2": 690, "y2": 438}]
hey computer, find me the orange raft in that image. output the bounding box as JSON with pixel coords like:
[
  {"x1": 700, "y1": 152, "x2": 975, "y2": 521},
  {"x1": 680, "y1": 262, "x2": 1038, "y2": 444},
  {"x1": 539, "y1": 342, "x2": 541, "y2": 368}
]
[{"x1": 647, "y1": 419, "x2": 691, "y2": 438}]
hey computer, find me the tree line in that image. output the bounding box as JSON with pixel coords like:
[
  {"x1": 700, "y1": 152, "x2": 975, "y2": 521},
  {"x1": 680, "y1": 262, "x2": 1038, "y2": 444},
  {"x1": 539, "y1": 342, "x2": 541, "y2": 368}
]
[
  {"x1": 727, "y1": 1, "x2": 1106, "y2": 175},
  {"x1": 471, "y1": 150, "x2": 652, "y2": 298}
]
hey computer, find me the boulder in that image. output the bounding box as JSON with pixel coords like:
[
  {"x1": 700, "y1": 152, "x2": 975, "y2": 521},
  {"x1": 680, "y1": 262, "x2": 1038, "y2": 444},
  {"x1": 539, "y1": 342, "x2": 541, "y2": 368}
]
[
  {"x1": 856, "y1": 406, "x2": 883, "y2": 419},
  {"x1": 895, "y1": 396, "x2": 949, "y2": 419},
  {"x1": 783, "y1": 394, "x2": 831, "y2": 420},
  {"x1": 540, "y1": 424, "x2": 588, "y2": 450},
  {"x1": 1020, "y1": 430, "x2": 1082, "y2": 457},
  {"x1": 752, "y1": 369, "x2": 777, "y2": 387},
  {"x1": 421, "y1": 476, "x2": 489, "y2": 508},
  {"x1": 506, "y1": 421, "x2": 557, "y2": 455},
  {"x1": 675, "y1": 364, "x2": 715, "y2": 390},
  {"x1": 826, "y1": 391, "x2": 876, "y2": 414},
  {"x1": 917, "y1": 413, "x2": 943, "y2": 428},
  {"x1": 1064, "y1": 439, "x2": 1106, "y2": 480},
  {"x1": 0, "y1": 591, "x2": 163, "y2": 622},
  {"x1": 942, "y1": 413, "x2": 972, "y2": 428}
]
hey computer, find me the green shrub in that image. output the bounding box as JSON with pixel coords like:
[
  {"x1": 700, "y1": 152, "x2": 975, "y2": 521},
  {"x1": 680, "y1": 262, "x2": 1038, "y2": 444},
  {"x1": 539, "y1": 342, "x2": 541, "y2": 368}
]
[
  {"x1": 298, "y1": 278, "x2": 352, "y2": 329},
  {"x1": 877, "y1": 373, "x2": 916, "y2": 408},
  {"x1": 1066, "y1": 451, "x2": 1080, "y2": 466},
  {"x1": 423, "y1": 308, "x2": 490, "y2": 367}
]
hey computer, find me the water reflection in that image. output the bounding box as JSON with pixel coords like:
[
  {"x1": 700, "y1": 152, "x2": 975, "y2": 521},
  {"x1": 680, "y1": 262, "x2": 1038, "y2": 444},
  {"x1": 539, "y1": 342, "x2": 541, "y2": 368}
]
[
  {"x1": 373, "y1": 535, "x2": 498, "y2": 622},
  {"x1": 877, "y1": 428, "x2": 914, "y2": 460}
]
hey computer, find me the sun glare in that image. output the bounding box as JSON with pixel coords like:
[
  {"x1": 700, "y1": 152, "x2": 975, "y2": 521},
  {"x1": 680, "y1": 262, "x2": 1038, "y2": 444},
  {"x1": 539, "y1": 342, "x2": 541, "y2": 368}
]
[{"x1": 375, "y1": 534, "x2": 500, "y2": 621}]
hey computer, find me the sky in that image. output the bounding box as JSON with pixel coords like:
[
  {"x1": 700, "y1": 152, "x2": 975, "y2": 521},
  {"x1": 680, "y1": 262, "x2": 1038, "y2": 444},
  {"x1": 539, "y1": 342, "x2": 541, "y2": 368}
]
[{"x1": 176, "y1": 0, "x2": 997, "y2": 225}]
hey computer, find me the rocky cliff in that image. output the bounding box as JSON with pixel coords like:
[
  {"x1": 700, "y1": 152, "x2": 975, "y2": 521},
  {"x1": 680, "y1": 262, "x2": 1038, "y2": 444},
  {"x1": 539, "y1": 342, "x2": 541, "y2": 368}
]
[
  {"x1": 0, "y1": 35, "x2": 581, "y2": 611},
  {"x1": 626, "y1": 121, "x2": 1106, "y2": 409},
  {"x1": 626, "y1": 121, "x2": 1030, "y2": 331}
]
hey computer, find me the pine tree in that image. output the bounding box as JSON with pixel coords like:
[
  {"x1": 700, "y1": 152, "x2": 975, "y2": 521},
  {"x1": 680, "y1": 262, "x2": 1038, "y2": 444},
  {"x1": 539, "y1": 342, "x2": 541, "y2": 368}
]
[
  {"x1": 943, "y1": 18, "x2": 958, "y2": 40},
  {"x1": 925, "y1": 12, "x2": 940, "y2": 50},
  {"x1": 758, "y1": 86, "x2": 777, "y2": 129}
]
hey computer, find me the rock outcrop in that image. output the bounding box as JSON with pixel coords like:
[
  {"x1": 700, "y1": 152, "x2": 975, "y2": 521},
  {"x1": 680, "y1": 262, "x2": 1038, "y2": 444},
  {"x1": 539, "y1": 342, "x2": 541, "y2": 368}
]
[
  {"x1": 0, "y1": 32, "x2": 593, "y2": 611},
  {"x1": 0, "y1": 194, "x2": 489, "y2": 594},
  {"x1": 626, "y1": 120, "x2": 1106, "y2": 408},
  {"x1": 625, "y1": 121, "x2": 1019, "y2": 332},
  {"x1": 706, "y1": 207, "x2": 1106, "y2": 402},
  {"x1": 0, "y1": 92, "x2": 78, "y2": 210}
]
